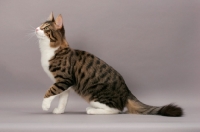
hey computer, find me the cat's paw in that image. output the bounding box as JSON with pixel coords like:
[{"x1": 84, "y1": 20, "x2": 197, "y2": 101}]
[
  {"x1": 53, "y1": 108, "x2": 65, "y2": 114},
  {"x1": 86, "y1": 108, "x2": 97, "y2": 114},
  {"x1": 86, "y1": 107, "x2": 94, "y2": 111},
  {"x1": 42, "y1": 98, "x2": 51, "y2": 111}
]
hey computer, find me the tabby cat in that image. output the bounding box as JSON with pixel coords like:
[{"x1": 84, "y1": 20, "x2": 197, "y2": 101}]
[{"x1": 35, "y1": 12, "x2": 183, "y2": 116}]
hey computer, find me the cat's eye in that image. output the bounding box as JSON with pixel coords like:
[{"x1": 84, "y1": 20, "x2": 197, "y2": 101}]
[{"x1": 44, "y1": 27, "x2": 48, "y2": 30}]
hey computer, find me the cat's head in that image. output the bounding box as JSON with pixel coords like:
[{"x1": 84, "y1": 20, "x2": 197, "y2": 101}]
[{"x1": 35, "y1": 12, "x2": 66, "y2": 48}]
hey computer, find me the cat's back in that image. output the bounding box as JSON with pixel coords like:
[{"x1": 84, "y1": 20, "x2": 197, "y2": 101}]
[{"x1": 73, "y1": 49, "x2": 125, "y2": 85}]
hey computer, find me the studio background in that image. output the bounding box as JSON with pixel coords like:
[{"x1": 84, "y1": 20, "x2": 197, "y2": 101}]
[{"x1": 0, "y1": 0, "x2": 200, "y2": 132}]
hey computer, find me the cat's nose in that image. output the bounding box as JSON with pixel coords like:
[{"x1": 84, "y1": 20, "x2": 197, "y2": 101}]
[{"x1": 35, "y1": 27, "x2": 39, "y2": 32}]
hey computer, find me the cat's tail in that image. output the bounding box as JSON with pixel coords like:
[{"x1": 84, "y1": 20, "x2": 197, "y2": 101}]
[{"x1": 126, "y1": 93, "x2": 183, "y2": 117}]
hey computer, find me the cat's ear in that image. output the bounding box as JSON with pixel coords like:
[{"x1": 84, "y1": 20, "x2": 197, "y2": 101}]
[
  {"x1": 55, "y1": 14, "x2": 63, "y2": 29},
  {"x1": 48, "y1": 12, "x2": 55, "y2": 22}
]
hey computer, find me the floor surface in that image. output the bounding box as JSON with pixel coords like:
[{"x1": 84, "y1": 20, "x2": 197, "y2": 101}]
[{"x1": 0, "y1": 92, "x2": 199, "y2": 132}]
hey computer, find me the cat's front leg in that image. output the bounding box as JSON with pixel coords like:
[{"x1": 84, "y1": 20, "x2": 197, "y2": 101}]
[
  {"x1": 53, "y1": 88, "x2": 71, "y2": 114},
  {"x1": 42, "y1": 82, "x2": 68, "y2": 111},
  {"x1": 42, "y1": 95, "x2": 57, "y2": 111}
]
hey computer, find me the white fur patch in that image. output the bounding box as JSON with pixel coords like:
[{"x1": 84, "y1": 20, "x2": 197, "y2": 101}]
[
  {"x1": 42, "y1": 95, "x2": 57, "y2": 111},
  {"x1": 35, "y1": 27, "x2": 58, "y2": 82},
  {"x1": 53, "y1": 88, "x2": 71, "y2": 114},
  {"x1": 86, "y1": 101, "x2": 120, "y2": 114}
]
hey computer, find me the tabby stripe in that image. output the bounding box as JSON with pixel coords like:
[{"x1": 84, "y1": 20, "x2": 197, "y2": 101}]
[
  {"x1": 50, "y1": 67, "x2": 61, "y2": 72},
  {"x1": 77, "y1": 83, "x2": 81, "y2": 90},
  {"x1": 58, "y1": 60, "x2": 61, "y2": 66},
  {"x1": 80, "y1": 73, "x2": 85, "y2": 80},
  {"x1": 104, "y1": 77, "x2": 110, "y2": 84},
  {"x1": 55, "y1": 75, "x2": 67, "y2": 79},
  {"x1": 68, "y1": 53, "x2": 73, "y2": 74},
  {"x1": 89, "y1": 84, "x2": 107, "y2": 95},
  {"x1": 78, "y1": 64, "x2": 83, "y2": 75},
  {"x1": 158, "y1": 106, "x2": 165, "y2": 115},
  {"x1": 82, "y1": 77, "x2": 90, "y2": 90},
  {"x1": 50, "y1": 48, "x2": 70, "y2": 61},
  {"x1": 79, "y1": 56, "x2": 82, "y2": 61},
  {"x1": 54, "y1": 83, "x2": 65, "y2": 91},
  {"x1": 119, "y1": 98, "x2": 124, "y2": 109},
  {"x1": 62, "y1": 57, "x2": 67, "y2": 66},
  {"x1": 75, "y1": 51, "x2": 79, "y2": 56},
  {"x1": 112, "y1": 81, "x2": 117, "y2": 90},
  {"x1": 55, "y1": 75, "x2": 74, "y2": 84},
  {"x1": 52, "y1": 87, "x2": 56, "y2": 91},
  {"x1": 72, "y1": 73, "x2": 76, "y2": 84},
  {"x1": 82, "y1": 57, "x2": 86, "y2": 66},
  {"x1": 59, "y1": 81, "x2": 71, "y2": 86},
  {"x1": 60, "y1": 48, "x2": 70, "y2": 55},
  {"x1": 90, "y1": 69, "x2": 96, "y2": 79},
  {"x1": 67, "y1": 68, "x2": 70, "y2": 75},
  {"x1": 112, "y1": 71, "x2": 117, "y2": 81},
  {"x1": 50, "y1": 89, "x2": 56, "y2": 95},
  {"x1": 96, "y1": 59, "x2": 100, "y2": 65},
  {"x1": 68, "y1": 52, "x2": 72, "y2": 65},
  {"x1": 61, "y1": 68, "x2": 66, "y2": 72},
  {"x1": 70, "y1": 51, "x2": 74, "y2": 57},
  {"x1": 100, "y1": 71, "x2": 108, "y2": 78},
  {"x1": 90, "y1": 55, "x2": 94, "y2": 59},
  {"x1": 49, "y1": 30, "x2": 57, "y2": 41},
  {"x1": 81, "y1": 78, "x2": 90, "y2": 95},
  {"x1": 66, "y1": 78, "x2": 74, "y2": 84},
  {"x1": 100, "y1": 64, "x2": 107, "y2": 70},
  {"x1": 147, "y1": 107, "x2": 158, "y2": 114},
  {"x1": 87, "y1": 85, "x2": 99, "y2": 92},
  {"x1": 86, "y1": 60, "x2": 93, "y2": 70},
  {"x1": 81, "y1": 51, "x2": 86, "y2": 55}
]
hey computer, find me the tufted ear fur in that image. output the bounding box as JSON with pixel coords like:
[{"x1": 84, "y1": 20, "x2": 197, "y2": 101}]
[
  {"x1": 48, "y1": 12, "x2": 55, "y2": 22},
  {"x1": 55, "y1": 14, "x2": 63, "y2": 29}
]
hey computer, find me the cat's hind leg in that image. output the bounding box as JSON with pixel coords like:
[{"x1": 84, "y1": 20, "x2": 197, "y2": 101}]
[
  {"x1": 53, "y1": 88, "x2": 71, "y2": 114},
  {"x1": 86, "y1": 101, "x2": 120, "y2": 115}
]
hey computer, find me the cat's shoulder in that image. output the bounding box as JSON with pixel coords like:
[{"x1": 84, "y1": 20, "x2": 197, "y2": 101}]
[{"x1": 74, "y1": 49, "x2": 94, "y2": 57}]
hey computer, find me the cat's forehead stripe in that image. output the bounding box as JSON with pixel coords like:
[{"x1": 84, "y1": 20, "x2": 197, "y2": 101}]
[{"x1": 40, "y1": 23, "x2": 50, "y2": 28}]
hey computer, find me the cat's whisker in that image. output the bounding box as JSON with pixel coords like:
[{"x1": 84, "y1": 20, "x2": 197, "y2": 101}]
[
  {"x1": 21, "y1": 24, "x2": 35, "y2": 32},
  {"x1": 25, "y1": 32, "x2": 35, "y2": 35},
  {"x1": 25, "y1": 32, "x2": 36, "y2": 42},
  {"x1": 28, "y1": 24, "x2": 37, "y2": 30}
]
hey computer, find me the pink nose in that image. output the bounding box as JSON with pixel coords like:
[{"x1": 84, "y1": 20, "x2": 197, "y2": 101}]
[{"x1": 35, "y1": 28, "x2": 39, "y2": 32}]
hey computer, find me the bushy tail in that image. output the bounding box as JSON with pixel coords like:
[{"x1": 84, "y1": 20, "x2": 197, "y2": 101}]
[{"x1": 126, "y1": 93, "x2": 183, "y2": 117}]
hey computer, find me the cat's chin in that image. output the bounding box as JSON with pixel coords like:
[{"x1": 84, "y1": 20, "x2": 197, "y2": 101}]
[
  {"x1": 35, "y1": 34, "x2": 47, "y2": 40},
  {"x1": 35, "y1": 30, "x2": 48, "y2": 40}
]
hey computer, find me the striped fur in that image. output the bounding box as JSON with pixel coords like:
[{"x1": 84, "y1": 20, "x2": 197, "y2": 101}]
[{"x1": 36, "y1": 13, "x2": 183, "y2": 116}]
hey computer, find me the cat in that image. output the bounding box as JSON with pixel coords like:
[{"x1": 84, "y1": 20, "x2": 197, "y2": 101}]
[{"x1": 35, "y1": 12, "x2": 183, "y2": 116}]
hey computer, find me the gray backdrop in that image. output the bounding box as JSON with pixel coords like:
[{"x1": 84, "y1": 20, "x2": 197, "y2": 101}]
[{"x1": 0, "y1": 0, "x2": 200, "y2": 132}]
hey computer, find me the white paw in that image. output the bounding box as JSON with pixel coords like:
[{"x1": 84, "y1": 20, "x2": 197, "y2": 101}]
[
  {"x1": 86, "y1": 107, "x2": 94, "y2": 111},
  {"x1": 42, "y1": 98, "x2": 51, "y2": 111},
  {"x1": 86, "y1": 108, "x2": 97, "y2": 114},
  {"x1": 53, "y1": 108, "x2": 65, "y2": 114}
]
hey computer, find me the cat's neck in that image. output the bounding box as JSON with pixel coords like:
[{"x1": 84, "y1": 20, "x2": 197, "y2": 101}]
[
  {"x1": 60, "y1": 39, "x2": 69, "y2": 49},
  {"x1": 39, "y1": 38, "x2": 69, "y2": 54},
  {"x1": 39, "y1": 39, "x2": 57, "y2": 54}
]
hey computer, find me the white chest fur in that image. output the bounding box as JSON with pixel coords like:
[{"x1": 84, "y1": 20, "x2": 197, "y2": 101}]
[{"x1": 39, "y1": 39, "x2": 58, "y2": 82}]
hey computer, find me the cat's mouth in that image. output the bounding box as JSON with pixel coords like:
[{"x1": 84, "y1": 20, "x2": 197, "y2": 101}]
[{"x1": 35, "y1": 30, "x2": 46, "y2": 39}]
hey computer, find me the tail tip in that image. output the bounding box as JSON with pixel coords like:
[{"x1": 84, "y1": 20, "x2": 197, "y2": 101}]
[{"x1": 158, "y1": 104, "x2": 183, "y2": 117}]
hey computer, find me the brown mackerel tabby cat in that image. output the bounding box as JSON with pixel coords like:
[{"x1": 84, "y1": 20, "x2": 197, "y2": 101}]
[{"x1": 35, "y1": 12, "x2": 183, "y2": 116}]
